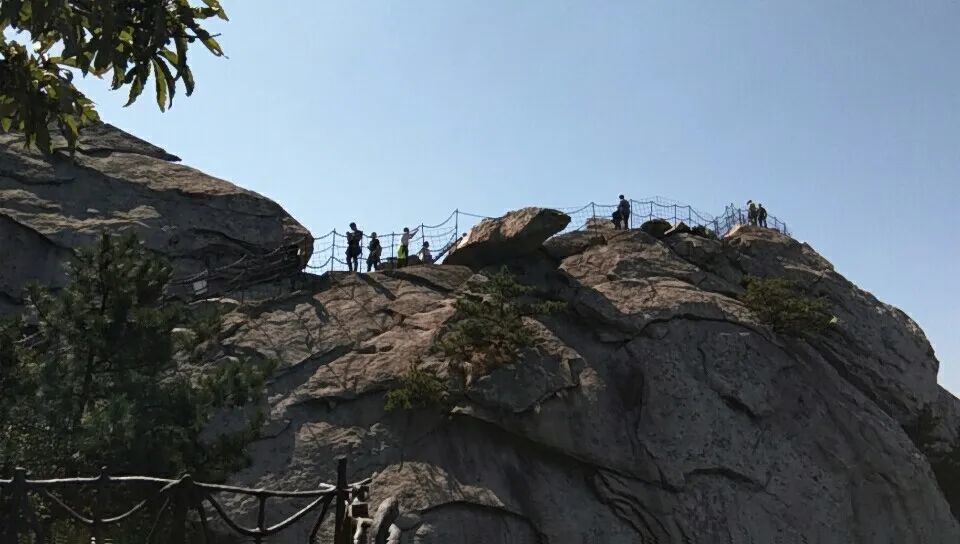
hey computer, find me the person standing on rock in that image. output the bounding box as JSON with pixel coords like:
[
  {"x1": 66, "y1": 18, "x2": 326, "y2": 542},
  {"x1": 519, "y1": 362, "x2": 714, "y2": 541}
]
[
  {"x1": 346, "y1": 222, "x2": 363, "y2": 272},
  {"x1": 617, "y1": 195, "x2": 631, "y2": 229},
  {"x1": 757, "y1": 204, "x2": 768, "y2": 228},
  {"x1": 611, "y1": 209, "x2": 623, "y2": 230},
  {"x1": 398, "y1": 226, "x2": 419, "y2": 268},
  {"x1": 367, "y1": 232, "x2": 382, "y2": 272},
  {"x1": 747, "y1": 200, "x2": 758, "y2": 225}
]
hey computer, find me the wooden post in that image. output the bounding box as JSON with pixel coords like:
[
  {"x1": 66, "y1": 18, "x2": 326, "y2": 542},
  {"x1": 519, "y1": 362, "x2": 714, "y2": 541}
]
[
  {"x1": 91, "y1": 467, "x2": 109, "y2": 544},
  {"x1": 331, "y1": 230, "x2": 337, "y2": 273},
  {"x1": 2, "y1": 468, "x2": 29, "y2": 543},
  {"x1": 170, "y1": 475, "x2": 194, "y2": 544},
  {"x1": 333, "y1": 458, "x2": 349, "y2": 544}
]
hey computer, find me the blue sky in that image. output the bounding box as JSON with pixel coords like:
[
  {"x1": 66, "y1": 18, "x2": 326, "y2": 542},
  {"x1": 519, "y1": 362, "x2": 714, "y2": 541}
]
[{"x1": 73, "y1": 2, "x2": 959, "y2": 393}]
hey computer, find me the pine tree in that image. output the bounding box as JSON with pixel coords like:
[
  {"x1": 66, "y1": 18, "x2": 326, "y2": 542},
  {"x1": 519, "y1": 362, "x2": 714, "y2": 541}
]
[
  {"x1": 0, "y1": 233, "x2": 270, "y2": 480},
  {"x1": 433, "y1": 268, "x2": 565, "y2": 381}
]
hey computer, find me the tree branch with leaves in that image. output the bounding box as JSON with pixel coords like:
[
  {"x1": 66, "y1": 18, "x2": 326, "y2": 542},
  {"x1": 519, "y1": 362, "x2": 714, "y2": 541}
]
[{"x1": 0, "y1": 0, "x2": 228, "y2": 152}]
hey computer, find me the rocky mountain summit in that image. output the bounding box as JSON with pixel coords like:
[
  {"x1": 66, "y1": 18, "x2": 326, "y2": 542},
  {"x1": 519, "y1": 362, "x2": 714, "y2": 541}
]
[
  {"x1": 2, "y1": 125, "x2": 959, "y2": 543},
  {"x1": 218, "y1": 212, "x2": 960, "y2": 544}
]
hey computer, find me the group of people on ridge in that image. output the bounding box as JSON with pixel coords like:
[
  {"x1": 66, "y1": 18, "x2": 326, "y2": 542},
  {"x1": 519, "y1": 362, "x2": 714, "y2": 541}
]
[
  {"x1": 746, "y1": 200, "x2": 769, "y2": 228},
  {"x1": 344, "y1": 223, "x2": 432, "y2": 272}
]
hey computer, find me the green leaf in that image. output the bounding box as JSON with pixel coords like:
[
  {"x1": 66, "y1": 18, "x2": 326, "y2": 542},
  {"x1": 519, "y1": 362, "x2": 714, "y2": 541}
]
[
  {"x1": 152, "y1": 60, "x2": 168, "y2": 111},
  {"x1": 153, "y1": 57, "x2": 176, "y2": 108},
  {"x1": 125, "y1": 74, "x2": 145, "y2": 107},
  {"x1": 202, "y1": 0, "x2": 229, "y2": 20},
  {"x1": 160, "y1": 48, "x2": 179, "y2": 65},
  {"x1": 181, "y1": 65, "x2": 195, "y2": 95}
]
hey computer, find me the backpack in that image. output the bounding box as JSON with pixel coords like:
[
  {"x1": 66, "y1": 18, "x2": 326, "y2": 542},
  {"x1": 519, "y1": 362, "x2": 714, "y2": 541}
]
[{"x1": 618, "y1": 200, "x2": 630, "y2": 214}]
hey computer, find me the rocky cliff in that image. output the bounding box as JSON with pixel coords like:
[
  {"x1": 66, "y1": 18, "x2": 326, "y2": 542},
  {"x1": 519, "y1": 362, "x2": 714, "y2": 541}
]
[
  {"x1": 0, "y1": 123, "x2": 311, "y2": 311},
  {"x1": 216, "y1": 214, "x2": 960, "y2": 543},
  {"x1": 2, "y1": 127, "x2": 959, "y2": 543}
]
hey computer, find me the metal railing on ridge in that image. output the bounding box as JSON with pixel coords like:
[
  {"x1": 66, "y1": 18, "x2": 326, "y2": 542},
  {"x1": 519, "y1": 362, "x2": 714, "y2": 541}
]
[
  {"x1": 302, "y1": 199, "x2": 788, "y2": 273},
  {"x1": 168, "y1": 198, "x2": 788, "y2": 299}
]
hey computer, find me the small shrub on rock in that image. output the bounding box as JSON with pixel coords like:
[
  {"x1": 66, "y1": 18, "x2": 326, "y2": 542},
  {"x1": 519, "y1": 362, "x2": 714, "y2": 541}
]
[
  {"x1": 433, "y1": 269, "x2": 564, "y2": 381},
  {"x1": 385, "y1": 365, "x2": 448, "y2": 412},
  {"x1": 742, "y1": 277, "x2": 832, "y2": 335}
]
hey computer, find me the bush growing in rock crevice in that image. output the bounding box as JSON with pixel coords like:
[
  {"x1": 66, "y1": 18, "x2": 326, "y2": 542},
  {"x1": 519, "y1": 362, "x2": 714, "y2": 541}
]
[
  {"x1": 384, "y1": 363, "x2": 448, "y2": 412},
  {"x1": 433, "y1": 269, "x2": 564, "y2": 381},
  {"x1": 385, "y1": 269, "x2": 563, "y2": 411},
  {"x1": 741, "y1": 276, "x2": 833, "y2": 335}
]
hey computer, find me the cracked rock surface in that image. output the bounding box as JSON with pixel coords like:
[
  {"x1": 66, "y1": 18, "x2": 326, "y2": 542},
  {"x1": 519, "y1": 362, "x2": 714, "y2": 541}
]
[
  {"x1": 0, "y1": 123, "x2": 311, "y2": 310},
  {"x1": 212, "y1": 223, "x2": 959, "y2": 544}
]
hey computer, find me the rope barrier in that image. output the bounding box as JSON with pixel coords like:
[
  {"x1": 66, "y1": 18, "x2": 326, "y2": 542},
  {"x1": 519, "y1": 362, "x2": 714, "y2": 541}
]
[{"x1": 170, "y1": 198, "x2": 788, "y2": 300}]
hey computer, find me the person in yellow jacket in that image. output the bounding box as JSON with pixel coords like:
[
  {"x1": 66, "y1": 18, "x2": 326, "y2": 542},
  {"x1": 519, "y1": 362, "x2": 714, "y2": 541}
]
[{"x1": 398, "y1": 226, "x2": 419, "y2": 268}]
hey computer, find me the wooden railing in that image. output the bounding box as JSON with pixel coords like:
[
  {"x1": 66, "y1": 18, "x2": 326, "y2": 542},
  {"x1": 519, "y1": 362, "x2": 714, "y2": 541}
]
[{"x1": 0, "y1": 458, "x2": 373, "y2": 543}]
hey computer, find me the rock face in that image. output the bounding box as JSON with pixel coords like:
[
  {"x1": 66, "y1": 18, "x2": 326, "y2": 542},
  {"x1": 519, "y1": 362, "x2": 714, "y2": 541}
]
[
  {"x1": 211, "y1": 224, "x2": 959, "y2": 544},
  {"x1": 3, "y1": 124, "x2": 958, "y2": 542},
  {"x1": 444, "y1": 207, "x2": 570, "y2": 269},
  {"x1": 0, "y1": 123, "x2": 311, "y2": 310}
]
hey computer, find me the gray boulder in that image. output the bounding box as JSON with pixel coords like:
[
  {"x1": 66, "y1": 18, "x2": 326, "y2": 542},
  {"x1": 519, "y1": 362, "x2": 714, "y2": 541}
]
[
  {"x1": 584, "y1": 216, "x2": 615, "y2": 230},
  {"x1": 639, "y1": 218, "x2": 672, "y2": 238},
  {"x1": 664, "y1": 220, "x2": 691, "y2": 236},
  {"x1": 444, "y1": 207, "x2": 570, "y2": 269},
  {"x1": 0, "y1": 123, "x2": 311, "y2": 308}
]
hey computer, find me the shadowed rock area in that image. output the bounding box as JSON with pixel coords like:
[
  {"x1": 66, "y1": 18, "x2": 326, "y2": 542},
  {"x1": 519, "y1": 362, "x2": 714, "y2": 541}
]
[
  {"x1": 3, "y1": 128, "x2": 960, "y2": 543},
  {"x1": 0, "y1": 123, "x2": 311, "y2": 311}
]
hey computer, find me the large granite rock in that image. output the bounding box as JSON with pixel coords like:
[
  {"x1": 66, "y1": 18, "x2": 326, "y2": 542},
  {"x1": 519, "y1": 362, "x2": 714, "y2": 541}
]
[
  {"x1": 0, "y1": 123, "x2": 311, "y2": 308},
  {"x1": 206, "y1": 220, "x2": 959, "y2": 544},
  {"x1": 2, "y1": 123, "x2": 956, "y2": 542},
  {"x1": 444, "y1": 207, "x2": 570, "y2": 269}
]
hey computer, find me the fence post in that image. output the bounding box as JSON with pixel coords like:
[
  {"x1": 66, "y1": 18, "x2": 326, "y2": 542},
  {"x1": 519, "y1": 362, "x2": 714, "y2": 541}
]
[
  {"x1": 171, "y1": 476, "x2": 192, "y2": 544},
  {"x1": 91, "y1": 467, "x2": 109, "y2": 544},
  {"x1": 334, "y1": 457, "x2": 349, "y2": 544},
  {"x1": 454, "y1": 209, "x2": 459, "y2": 237},
  {"x1": 330, "y1": 230, "x2": 337, "y2": 273},
  {"x1": 1, "y1": 467, "x2": 29, "y2": 543},
  {"x1": 591, "y1": 202, "x2": 596, "y2": 219}
]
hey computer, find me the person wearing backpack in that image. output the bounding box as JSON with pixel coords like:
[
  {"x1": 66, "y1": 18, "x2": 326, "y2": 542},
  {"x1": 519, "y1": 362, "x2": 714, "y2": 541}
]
[
  {"x1": 757, "y1": 204, "x2": 768, "y2": 228},
  {"x1": 617, "y1": 195, "x2": 631, "y2": 229},
  {"x1": 345, "y1": 222, "x2": 363, "y2": 272},
  {"x1": 366, "y1": 232, "x2": 382, "y2": 272}
]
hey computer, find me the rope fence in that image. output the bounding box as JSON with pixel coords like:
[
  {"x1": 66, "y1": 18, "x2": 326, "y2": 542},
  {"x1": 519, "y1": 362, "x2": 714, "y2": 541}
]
[
  {"x1": 0, "y1": 459, "x2": 372, "y2": 544},
  {"x1": 303, "y1": 198, "x2": 788, "y2": 274},
  {"x1": 167, "y1": 197, "x2": 787, "y2": 300}
]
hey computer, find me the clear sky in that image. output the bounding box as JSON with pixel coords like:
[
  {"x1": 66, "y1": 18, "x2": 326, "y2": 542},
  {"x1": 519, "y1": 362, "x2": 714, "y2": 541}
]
[{"x1": 72, "y1": 2, "x2": 959, "y2": 393}]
